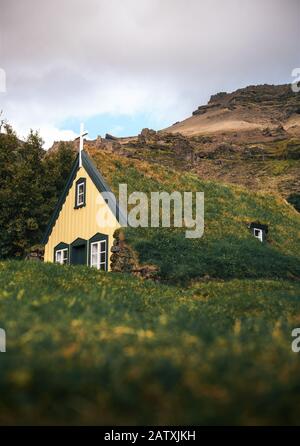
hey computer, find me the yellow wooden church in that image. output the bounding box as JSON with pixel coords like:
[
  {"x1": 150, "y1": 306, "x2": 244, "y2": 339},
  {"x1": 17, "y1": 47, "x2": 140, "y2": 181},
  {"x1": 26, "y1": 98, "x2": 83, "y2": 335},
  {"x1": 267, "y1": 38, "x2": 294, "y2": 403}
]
[{"x1": 42, "y1": 126, "x2": 123, "y2": 271}]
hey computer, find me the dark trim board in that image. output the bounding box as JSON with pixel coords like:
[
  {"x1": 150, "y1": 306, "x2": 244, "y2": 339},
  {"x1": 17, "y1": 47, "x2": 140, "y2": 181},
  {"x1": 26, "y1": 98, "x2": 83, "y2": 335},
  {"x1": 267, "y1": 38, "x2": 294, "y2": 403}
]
[
  {"x1": 42, "y1": 156, "x2": 79, "y2": 244},
  {"x1": 42, "y1": 150, "x2": 127, "y2": 245},
  {"x1": 53, "y1": 234, "x2": 108, "y2": 269},
  {"x1": 249, "y1": 222, "x2": 269, "y2": 233},
  {"x1": 54, "y1": 242, "x2": 69, "y2": 251},
  {"x1": 81, "y1": 151, "x2": 127, "y2": 225}
]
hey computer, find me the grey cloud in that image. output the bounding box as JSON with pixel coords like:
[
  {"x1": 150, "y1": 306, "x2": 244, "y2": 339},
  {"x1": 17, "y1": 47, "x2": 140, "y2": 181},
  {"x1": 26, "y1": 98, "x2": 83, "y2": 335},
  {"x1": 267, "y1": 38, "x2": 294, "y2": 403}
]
[{"x1": 0, "y1": 0, "x2": 299, "y2": 146}]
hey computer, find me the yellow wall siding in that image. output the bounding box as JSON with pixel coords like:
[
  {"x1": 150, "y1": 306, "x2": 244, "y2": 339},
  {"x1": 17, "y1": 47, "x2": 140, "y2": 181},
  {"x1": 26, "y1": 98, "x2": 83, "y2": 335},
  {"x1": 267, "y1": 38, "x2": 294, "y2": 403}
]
[{"x1": 44, "y1": 166, "x2": 121, "y2": 270}]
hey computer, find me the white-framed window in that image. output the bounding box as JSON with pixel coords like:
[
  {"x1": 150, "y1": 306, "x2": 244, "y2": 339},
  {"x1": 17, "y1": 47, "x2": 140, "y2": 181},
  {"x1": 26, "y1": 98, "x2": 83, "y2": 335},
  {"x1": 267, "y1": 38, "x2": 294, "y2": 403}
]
[
  {"x1": 76, "y1": 182, "x2": 85, "y2": 206},
  {"x1": 254, "y1": 228, "x2": 263, "y2": 242},
  {"x1": 55, "y1": 248, "x2": 68, "y2": 264},
  {"x1": 90, "y1": 240, "x2": 107, "y2": 270}
]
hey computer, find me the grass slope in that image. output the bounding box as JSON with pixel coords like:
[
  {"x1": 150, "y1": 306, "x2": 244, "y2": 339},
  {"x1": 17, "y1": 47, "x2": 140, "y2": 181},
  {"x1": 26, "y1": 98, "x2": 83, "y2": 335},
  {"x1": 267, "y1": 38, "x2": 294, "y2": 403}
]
[
  {"x1": 89, "y1": 149, "x2": 300, "y2": 284},
  {"x1": 1, "y1": 261, "x2": 300, "y2": 425}
]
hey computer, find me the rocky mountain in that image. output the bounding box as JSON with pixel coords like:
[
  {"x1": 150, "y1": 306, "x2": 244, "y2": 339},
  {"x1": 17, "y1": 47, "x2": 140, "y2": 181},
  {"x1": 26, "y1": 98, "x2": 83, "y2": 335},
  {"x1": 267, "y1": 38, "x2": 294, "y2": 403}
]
[{"x1": 164, "y1": 83, "x2": 300, "y2": 141}]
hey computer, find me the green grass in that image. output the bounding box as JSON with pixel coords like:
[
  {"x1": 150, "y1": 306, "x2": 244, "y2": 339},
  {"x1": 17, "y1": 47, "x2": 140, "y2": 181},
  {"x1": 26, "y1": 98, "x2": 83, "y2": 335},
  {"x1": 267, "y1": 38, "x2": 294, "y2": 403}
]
[
  {"x1": 90, "y1": 150, "x2": 300, "y2": 284},
  {"x1": 1, "y1": 261, "x2": 300, "y2": 425},
  {"x1": 1, "y1": 149, "x2": 299, "y2": 425}
]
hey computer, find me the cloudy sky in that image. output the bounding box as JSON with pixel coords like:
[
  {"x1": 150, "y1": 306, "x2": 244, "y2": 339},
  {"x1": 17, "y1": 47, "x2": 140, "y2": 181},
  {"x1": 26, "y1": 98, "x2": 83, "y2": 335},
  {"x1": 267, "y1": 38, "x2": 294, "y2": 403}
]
[{"x1": 0, "y1": 0, "x2": 299, "y2": 148}]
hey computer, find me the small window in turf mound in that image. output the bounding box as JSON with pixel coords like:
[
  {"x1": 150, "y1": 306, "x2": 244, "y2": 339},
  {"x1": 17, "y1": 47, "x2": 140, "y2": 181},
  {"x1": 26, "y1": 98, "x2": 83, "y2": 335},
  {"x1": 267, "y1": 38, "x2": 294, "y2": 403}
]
[{"x1": 249, "y1": 222, "x2": 268, "y2": 243}]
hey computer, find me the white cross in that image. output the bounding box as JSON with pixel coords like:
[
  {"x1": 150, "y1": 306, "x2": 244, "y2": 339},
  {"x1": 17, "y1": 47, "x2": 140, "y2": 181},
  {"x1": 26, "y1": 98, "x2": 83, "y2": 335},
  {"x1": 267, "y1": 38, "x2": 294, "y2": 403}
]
[{"x1": 76, "y1": 122, "x2": 88, "y2": 167}]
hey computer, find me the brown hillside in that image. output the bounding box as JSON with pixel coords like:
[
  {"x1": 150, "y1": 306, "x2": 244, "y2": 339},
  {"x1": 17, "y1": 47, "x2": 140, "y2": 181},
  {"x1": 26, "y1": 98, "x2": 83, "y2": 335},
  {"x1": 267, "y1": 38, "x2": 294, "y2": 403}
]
[{"x1": 164, "y1": 84, "x2": 300, "y2": 141}]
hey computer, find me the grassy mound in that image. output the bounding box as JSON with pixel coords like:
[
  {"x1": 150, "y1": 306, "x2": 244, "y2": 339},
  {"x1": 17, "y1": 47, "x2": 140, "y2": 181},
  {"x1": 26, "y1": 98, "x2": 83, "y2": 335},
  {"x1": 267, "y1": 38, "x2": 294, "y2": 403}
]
[
  {"x1": 89, "y1": 149, "x2": 300, "y2": 284},
  {"x1": 1, "y1": 261, "x2": 300, "y2": 425}
]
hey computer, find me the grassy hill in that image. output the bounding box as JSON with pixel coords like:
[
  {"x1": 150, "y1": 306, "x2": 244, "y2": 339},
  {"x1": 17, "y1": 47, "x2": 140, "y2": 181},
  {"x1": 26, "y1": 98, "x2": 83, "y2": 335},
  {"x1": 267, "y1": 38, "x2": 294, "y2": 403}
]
[
  {"x1": 81, "y1": 131, "x2": 300, "y2": 206},
  {"x1": 89, "y1": 148, "x2": 300, "y2": 284},
  {"x1": 1, "y1": 261, "x2": 300, "y2": 425},
  {"x1": 1, "y1": 139, "x2": 300, "y2": 425}
]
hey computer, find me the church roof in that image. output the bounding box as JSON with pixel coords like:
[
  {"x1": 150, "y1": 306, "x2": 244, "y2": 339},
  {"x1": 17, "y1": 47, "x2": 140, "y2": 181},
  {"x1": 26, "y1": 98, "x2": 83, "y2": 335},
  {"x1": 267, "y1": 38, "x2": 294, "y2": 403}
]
[{"x1": 42, "y1": 150, "x2": 125, "y2": 245}]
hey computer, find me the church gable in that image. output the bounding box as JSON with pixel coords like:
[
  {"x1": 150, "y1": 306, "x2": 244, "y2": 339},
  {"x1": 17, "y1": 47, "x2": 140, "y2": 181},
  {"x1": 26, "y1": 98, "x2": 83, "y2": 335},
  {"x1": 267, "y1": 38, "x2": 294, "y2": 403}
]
[
  {"x1": 43, "y1": 150, "x2": 121, "y2": 270},
  {"x1": 42, "y1": 150, "x2": 121, "y2": 245}
]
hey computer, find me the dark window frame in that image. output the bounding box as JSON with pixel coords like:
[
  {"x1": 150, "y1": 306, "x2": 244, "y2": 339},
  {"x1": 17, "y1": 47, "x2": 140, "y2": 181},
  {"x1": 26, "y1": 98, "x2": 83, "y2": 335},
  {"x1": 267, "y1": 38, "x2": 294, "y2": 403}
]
[
  {"x1": 74, "y1": 177, "x2": 86, "y2": 209},
  {"x1": 54, "y1": 242, "x2": 69, "y2": 264},
  {"x1": 88, "y1": 233, "x2": 108, "y2": 271}
]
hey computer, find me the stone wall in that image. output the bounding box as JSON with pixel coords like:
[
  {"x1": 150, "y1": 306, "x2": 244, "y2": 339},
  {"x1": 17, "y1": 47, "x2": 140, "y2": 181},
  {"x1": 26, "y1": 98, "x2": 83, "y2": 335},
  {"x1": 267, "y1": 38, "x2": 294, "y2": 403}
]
[{"x1": 110, "y1": 229, "x2": 159, "y2": 280}]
